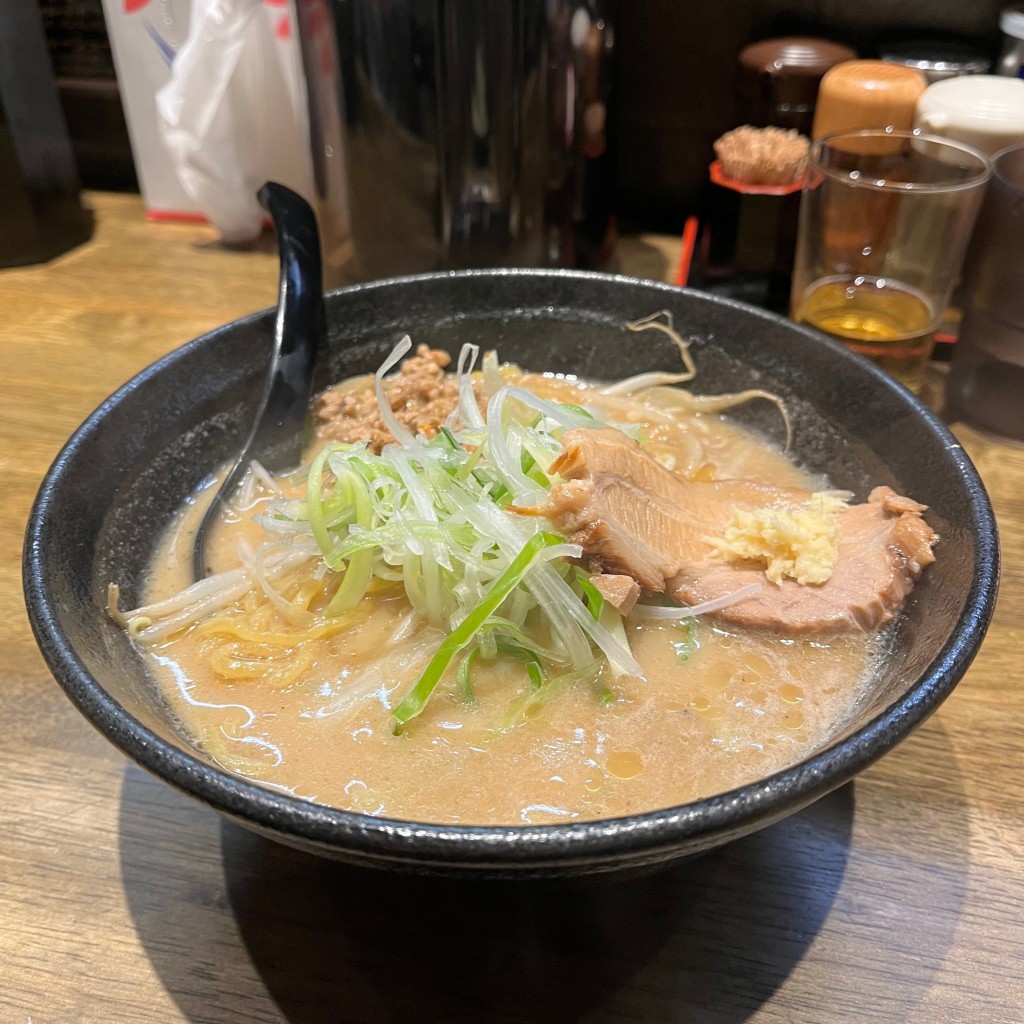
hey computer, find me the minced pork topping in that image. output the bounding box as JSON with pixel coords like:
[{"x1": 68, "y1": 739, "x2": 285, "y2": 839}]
[{"x1": 314, "y1": 345, "x2": 483, "y2": 452}]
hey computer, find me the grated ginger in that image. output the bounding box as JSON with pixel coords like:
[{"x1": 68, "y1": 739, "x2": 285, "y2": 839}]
[{"x1": 709, "y1": 493, "x2": 846, "y2": 586}]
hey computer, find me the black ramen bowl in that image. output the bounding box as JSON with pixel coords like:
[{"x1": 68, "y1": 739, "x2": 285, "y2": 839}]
[{"x1": 24, "y1": 269, "x2": 998, "y2": 877}]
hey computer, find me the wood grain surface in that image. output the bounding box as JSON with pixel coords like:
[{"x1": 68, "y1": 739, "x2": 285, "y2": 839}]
[{"x1": 1, "y1": 192, "x2": 1022, "y2": 1024}]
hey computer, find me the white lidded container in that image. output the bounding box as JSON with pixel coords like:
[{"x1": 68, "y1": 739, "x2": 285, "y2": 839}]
[{"x1": 915, "y1": 75, "x2": 1024, "y2": 156}]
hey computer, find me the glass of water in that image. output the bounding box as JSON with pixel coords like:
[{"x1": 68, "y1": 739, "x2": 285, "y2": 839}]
[{"x1": 791, "y1": 129, "x2": 990, "y2": 391}]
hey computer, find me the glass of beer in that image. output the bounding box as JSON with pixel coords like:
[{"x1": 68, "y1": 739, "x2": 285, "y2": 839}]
[{"x1": 791, "y1": 129, "x2": 990, "y2": 391}]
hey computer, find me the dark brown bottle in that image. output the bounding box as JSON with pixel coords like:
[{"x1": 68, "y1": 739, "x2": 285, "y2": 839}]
[
  {"x1": 696, "y1": 38, "x2": 854, "y2": 311},
  {"x1": 0, "y1": 0, "x2": 93, "y2": 269},
  {"x1": 738, "y1": 37, "x2": 857, "y2": 136}
]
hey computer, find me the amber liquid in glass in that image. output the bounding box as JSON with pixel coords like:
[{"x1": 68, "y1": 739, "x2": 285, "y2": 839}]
[{"x1": 795, "y1": 275, "x2": 936, "y2": 391}]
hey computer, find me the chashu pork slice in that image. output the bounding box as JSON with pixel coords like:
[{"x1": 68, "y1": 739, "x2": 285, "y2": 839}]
[{"x1": 529, "y1": 427, "x2": 937, "y2": 634}]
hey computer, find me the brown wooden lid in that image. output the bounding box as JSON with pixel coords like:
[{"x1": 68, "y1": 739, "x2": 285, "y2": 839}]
[
  {"x1": 812, "y1": 60, "x2": 928, "y2": 137},
  {"x1": 739, "y1": 37, "x2": 858, "y2": 78}
]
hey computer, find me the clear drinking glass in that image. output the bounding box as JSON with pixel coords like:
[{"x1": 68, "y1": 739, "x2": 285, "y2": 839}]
[{"x1": 791, "y1": 129, "x2": 990, "y2": 391}]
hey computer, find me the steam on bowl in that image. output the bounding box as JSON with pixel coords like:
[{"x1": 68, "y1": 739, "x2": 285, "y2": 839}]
[{"x1": 23, "y1": 269, "x2": 998, "y2": 878}]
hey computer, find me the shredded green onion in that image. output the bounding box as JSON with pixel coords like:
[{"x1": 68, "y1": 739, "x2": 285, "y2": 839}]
[
  {"x1": 497, "y1": 663, "x2": 606, "y2": 732},
  {"x1": 261, "y1": 340, "x2": 644, "y2": 729},
  {"x1": 479, "y1": 616, "x2": 563, "y2": 663},
  {"x1": 458, "y1": 638, "x2": 546, "y2": 705},
  {"x1": 391, "y1": 532, "x2": 567, "y2": 729},
  {"x1": 493, "y1": 640, "x2": 546, "y2": 690},
  {"x1": 671, "y1": 620, "x2": 699, "y2": 663},
  {"x1": 323, "y1": 469, "x2": 374, "y2": 613},
  {"x1": 575, "y1": 572, "x2": 606, "y2": 621},
  {"x1": 560, "y1": 403, "x2": 599, "y2": 422},
  {"x1": 457, "y1": 649, "x2": 479, "y2": 704},
  {"x1": 304, "y1": 447, "x2": 334, "y2": 558}
]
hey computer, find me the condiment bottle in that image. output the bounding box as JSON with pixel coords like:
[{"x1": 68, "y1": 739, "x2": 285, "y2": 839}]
[
  {"x1": 0, "y1": 1, "x2": 93, "y2": 267},
  {"x1": 916, "y1": 76, "x2": 1024, "y2": 155},
  {"x1": 738, "y1": 37, "x2": 857, "y2": 136},
  {"x1": 696, "y1": 37, "x2": 856, "y2": 312},
  {"x1": 811, "y1": 60, "x2": 927, "y2": 138}
]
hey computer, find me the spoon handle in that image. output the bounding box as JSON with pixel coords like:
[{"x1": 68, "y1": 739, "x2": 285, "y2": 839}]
[
  {"x1": 193, "y1": 182, "x2": 325, "y2": 579},
  {"x1": 249, "y1": 181, "x2": 325, "y2": 469}
]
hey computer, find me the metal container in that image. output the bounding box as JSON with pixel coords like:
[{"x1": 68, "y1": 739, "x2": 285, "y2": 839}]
[
  {"x1": 296, "y1": 0, "x2": 617, "y2": 283},
  {"x1": 879, "y1": 39, "x2": 991, "y2": 84}
]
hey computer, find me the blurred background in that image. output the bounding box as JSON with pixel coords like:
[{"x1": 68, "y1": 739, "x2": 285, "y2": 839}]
[{"x1": 37, "y1": 0, "x2": 1011, "y2": 232}]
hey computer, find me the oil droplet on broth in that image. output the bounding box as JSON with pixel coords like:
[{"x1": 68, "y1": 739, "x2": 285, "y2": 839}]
[
  {"x1": 779, "y1": 683, "x2": 804, "y2": 704},
  {"x1": 584, "y1": 776, "x2": 603, "y2": 792},
  {"x1": 690, "y1": 694, "x2": 724, "y2": 720},
  {"x1": 784, "y1": 709, "x2": 805, "y2": 731},
  {"x1": 605, "y1": 751, "x2": 643, "y2": 780},
  {"x1": 742, "y1": 655, "x2": 773, "y2": 679}
]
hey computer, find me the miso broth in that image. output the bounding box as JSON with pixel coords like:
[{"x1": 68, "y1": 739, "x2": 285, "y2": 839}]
[{"x1": 134, "y1": 370, "x2": 880, "y2": 826}]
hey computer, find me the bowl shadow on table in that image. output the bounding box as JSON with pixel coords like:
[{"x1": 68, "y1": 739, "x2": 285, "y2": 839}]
[
  {"x1": 116, "y1": 717, "x2": 969, "y2": 1024},
  {"x1": 218, "y1": 789, "x2": 853, "y2": 1024}
]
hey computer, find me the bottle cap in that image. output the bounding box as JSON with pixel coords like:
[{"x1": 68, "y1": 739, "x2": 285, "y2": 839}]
[
  {"x1": 812, "y1": 60, "x2": 928, "y2": 138},
  {"x1": 1000, "y1": 8, "x2": 1024, "y2": 40}
]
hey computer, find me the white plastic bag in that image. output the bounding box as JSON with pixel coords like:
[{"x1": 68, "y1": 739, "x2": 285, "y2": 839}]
[{"x1": 156, "y1": 0, "x2": 313, "y2": 242}]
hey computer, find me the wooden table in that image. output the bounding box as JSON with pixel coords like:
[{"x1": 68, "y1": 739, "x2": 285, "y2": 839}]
[{"x1": 2, "y1": 192, "x2": 1022, "y2": 1024}]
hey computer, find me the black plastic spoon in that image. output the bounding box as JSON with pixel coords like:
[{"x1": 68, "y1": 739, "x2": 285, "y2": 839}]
[{"x1": 193, "y1": 181, "x2": 325, "y2": 580}]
